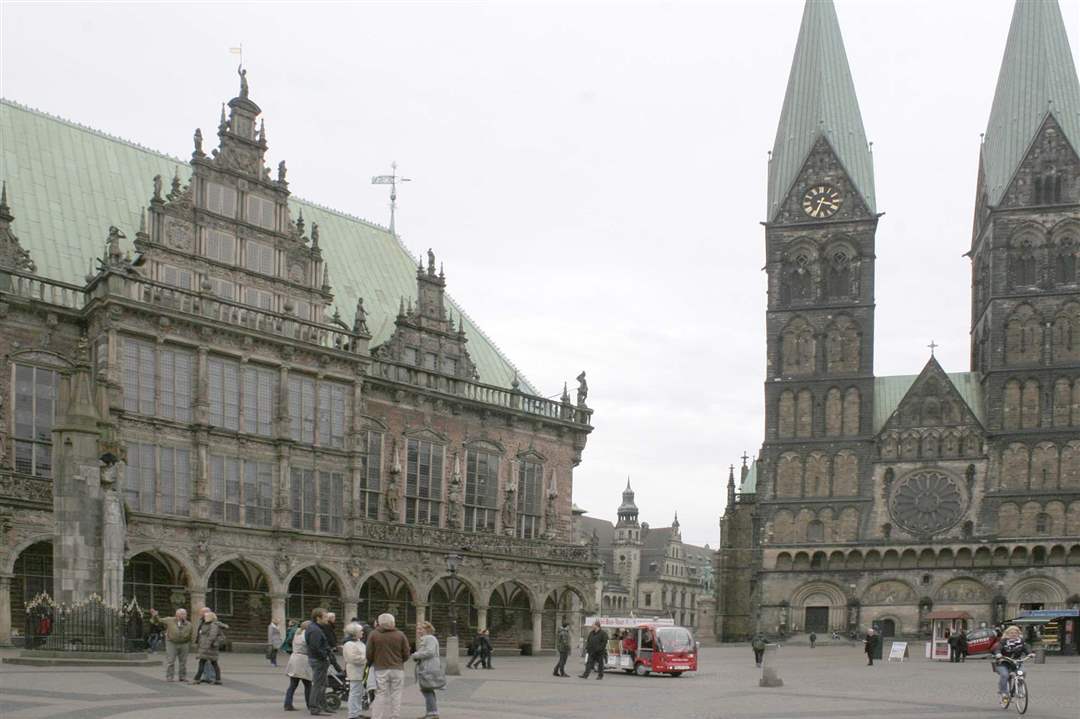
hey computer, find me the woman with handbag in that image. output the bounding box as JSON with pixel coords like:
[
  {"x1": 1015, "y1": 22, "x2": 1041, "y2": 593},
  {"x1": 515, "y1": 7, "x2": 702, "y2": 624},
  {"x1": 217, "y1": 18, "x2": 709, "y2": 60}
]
[
  {"x1": 193, "y1": 611, "x2": 225, "y2": 685},
  {"x1": 410, "y1": 621, "x2": 445, "y2": 719}
]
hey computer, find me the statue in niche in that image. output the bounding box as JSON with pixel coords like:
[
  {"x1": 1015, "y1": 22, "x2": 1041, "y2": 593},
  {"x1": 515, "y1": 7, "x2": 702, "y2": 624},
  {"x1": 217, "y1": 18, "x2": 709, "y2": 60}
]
[
  {"x1": 576, "y1": 371, "x2": 588, "y2": 406},
  {"x1": 446, "y1": 454, "x2": 463, "y2": 527},
  {"x1": 503, "y1": 484, "x2": 517, "y2": 537},
  {"x1": 965, "y1": 464, "x2": 976, "y2": 493},
  {"x1": 100, "y1": 457, "x2": 126, "y2": 608}
]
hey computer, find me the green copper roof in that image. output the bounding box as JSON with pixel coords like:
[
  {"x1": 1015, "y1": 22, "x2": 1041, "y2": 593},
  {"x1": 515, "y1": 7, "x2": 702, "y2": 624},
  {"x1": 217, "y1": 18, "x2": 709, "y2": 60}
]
[
  {"x1": 739, "y1": 460, "x2": 757, "y2": 495},
  {"x1": 0, "y1": 99, "x2": 533, "y2": 392},
  {"x1": 983, "y1": 0, "x2": 1080, "y2": 206},
  {"x1": 873, "y1": 370, "x2": 984, "y2": 434},
  {"x1": 768, "y1": 0, "x2": 875, "y2": 220}
]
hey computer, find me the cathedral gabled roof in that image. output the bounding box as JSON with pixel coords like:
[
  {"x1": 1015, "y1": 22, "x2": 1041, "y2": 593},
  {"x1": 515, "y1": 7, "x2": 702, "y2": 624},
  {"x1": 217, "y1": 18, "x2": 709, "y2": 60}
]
[
  {"x1": 739, "y1": 460, "x2": 757, "y2": 495},
  {"x1": 768, "y1": 0, "x2": 875, "y2": 220},
  {"x1": 873, "y1": 367, "x2": 984, "y2": 434},
  {"x1": 0, "y1": 98, "x2": 534, "y2": 392},
  {"x1": 982, "y1": 0, "x2": 1080, "y2": 206}
]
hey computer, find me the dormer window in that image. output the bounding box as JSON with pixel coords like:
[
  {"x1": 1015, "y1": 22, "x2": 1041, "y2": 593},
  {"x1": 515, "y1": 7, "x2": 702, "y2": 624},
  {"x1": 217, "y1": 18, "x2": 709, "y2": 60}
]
[
  {"x1": 404, "y1": 347, "x2": 419, "y2": 365},
  {"x1": 444, "y1": 357, "x2": 457, "y2": 376},
  {"x1": 246, "y1": 195, "x2": 276, "y2": 230},
  {"x1": 205, "y1": 182, "x2": 237, "y2": 218}
]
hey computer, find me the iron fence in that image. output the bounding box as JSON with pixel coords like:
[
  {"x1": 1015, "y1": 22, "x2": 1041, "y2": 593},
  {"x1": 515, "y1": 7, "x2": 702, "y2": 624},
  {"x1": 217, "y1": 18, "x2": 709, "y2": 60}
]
[{"x1": 24, "y1": 594, "x2": 146, "y2": 653}]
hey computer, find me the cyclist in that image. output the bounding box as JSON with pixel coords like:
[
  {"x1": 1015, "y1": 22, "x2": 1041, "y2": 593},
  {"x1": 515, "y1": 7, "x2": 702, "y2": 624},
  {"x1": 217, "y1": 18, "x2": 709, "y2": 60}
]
[{"x1": 991, "y1": 625, "x2": 1028, "y2": 707}]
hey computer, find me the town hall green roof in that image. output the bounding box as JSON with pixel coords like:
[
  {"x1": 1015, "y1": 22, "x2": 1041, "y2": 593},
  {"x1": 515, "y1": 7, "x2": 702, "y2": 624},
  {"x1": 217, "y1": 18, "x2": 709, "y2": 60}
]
[
  {"x1": 982, "y1": 0, "x2": 1080, "y2": 206},
  {"x1": 768, "y1": 0, "x2": 875, "y2": 220},
  {"x1": 0, "y1": 98, "x2": 534, "y2": 392}
]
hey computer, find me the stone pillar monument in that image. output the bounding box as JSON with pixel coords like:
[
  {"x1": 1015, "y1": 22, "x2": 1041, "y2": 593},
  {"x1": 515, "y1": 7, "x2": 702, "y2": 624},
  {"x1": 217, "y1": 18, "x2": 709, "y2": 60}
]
[{"x1": 52, "y1": 345, "x2": 112, "y2": 605}]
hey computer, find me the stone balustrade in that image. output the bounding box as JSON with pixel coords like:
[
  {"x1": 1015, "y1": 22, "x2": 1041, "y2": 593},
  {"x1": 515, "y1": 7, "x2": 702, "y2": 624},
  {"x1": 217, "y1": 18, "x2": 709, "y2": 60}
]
[{"x1": 0, "y1": 269, "x2": 86, "y2": 310}]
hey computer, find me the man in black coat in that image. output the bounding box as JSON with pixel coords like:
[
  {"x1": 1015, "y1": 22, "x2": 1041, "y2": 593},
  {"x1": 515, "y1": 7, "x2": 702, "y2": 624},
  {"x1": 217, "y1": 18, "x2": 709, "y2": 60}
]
[
  {"x1": 478, "y1": 629, "x2": 494, "y2": 669},
  {"x1": 579, "y1": 621, "x2": 609, "y2": 680},
  {"x1": 305, "y1": 608, "x2": 342, "y2": 716},
  {"x1": 864, "y1": 628, "x2": 879, "y2": 666}
]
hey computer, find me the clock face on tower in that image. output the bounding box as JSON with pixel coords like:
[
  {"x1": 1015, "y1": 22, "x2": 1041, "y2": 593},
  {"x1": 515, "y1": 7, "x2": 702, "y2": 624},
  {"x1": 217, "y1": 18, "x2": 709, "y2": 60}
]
[{"x1": 802, "y1": 185, "x2": 842, "y2": 218}]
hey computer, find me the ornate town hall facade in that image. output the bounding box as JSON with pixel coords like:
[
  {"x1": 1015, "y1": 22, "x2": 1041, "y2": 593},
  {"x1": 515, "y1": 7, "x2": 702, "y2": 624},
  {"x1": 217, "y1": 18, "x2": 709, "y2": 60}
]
[
  {"x1": 0, "y1": 75, "x2": 596, "y2": 649},
  {"x1": 717, "y1": 0, "x2": 1080, "y2": 646}
]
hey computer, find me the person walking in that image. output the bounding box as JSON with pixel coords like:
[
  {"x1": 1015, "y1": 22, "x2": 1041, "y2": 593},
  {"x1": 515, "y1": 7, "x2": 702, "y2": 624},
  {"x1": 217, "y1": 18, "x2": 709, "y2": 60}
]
[
  {"x1": 284, "y1": 620, "x2": 314, "y2": 712},
  {"x1": 809, "y1": 631, "x2": 817, "y2": 649},
  {"x1": 864, "y1": 628, "x2": 879, "y2": 666},
  {"x1": 342, "y1": 622, "x2": 367, "y2": 719},
  {"x1": 411, "y1": 621, "x2": 445, "y2": 719},
  {"x1": 553, "y1": 620, "x2": 571, "y2": 677},
  {"x1": 579, "y1": 621, "x2": 608, "y2": 680},
  {"x1": 306, "y1": 607, "x2": 341, "y2": 716},
  {"x1": 268, "y1": 618, "x2": 283, "y2": 667},
  {"x1": 478, "y1": 629, "x2": 494, "y2": 669},
  {"x1": 366, "y1": 612, "x2": 411, "y2": 719},
  {"x1": 281, "y1": 619, "x2": 299, "y2": 659},
  {"x1": 162, "y1": 608, "x2": 193, "y2": 682},
  {"x1": 958, "y1": 630, "x2": 968, "y2": 663},
  {"x1": 193, "y1": 611, "x2": 225, "y2": 685},
  {"x1": 751, "y1": 633, "x2": 766, "y2": 667},
  {"x1": 194, "y1": 607, "x2": 218, "y2": 684},
  {"x1": 465, "y1": 633, "x2": 481, "y2": 670}
]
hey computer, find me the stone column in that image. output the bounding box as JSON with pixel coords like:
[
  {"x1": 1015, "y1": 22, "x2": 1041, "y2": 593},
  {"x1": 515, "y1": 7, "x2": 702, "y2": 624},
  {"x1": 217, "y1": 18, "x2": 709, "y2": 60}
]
[
  {"x1": 0, "y1": 575, "x2": 12, "y2": 646},
  {"x1": 531, "y1": 610, "x2": 543, "y2": 654},
  {"x1": 475, "y1": 605, "x2": 488, "y2": 633},
  {"x1": 415, "y1": 602, "x2": 427, "y2": 629},
  {"x1": 343, "y1": 600, "x2": 358, "y2": 624},
  {"x1": 271, "y1": 593, "x2": 287, "y2": 626},
  {"x1": 190, "y1": 586, "x2": 207, "y2": 620}
]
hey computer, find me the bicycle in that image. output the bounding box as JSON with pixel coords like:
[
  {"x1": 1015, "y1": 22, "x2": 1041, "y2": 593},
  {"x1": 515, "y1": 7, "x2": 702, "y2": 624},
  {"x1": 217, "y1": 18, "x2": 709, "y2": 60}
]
[{"x1": 995, "y1": 653, "x2": 1035, "y2": 714}]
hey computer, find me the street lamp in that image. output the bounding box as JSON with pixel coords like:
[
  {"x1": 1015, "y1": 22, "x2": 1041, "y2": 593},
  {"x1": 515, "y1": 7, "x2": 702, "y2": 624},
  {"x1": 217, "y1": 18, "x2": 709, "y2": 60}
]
[{"x1": 445, "y1": 552, "x2": 464, "y2": 638}]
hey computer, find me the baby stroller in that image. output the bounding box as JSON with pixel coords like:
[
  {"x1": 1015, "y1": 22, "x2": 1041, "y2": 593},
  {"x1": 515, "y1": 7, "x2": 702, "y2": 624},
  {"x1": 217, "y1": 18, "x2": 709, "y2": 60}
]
[{"x1": 324, "y1": 667, "x2": 350, "y2": 712}]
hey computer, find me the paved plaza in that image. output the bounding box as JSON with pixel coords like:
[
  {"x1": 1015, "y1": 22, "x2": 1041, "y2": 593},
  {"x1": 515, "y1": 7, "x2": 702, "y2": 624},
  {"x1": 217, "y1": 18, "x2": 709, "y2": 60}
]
[{"x1": 2, "y1": 644, "x2": 1079, "y2": 719}]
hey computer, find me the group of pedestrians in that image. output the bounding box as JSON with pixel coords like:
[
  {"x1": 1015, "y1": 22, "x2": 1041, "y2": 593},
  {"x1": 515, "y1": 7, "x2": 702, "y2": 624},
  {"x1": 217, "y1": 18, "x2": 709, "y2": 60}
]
[
  {"x1": 158, "y1": 606, "x2": 228, "y2": 684},
  {"x1": 945, "y1": 628, "x2": 969, "y2": 662}
]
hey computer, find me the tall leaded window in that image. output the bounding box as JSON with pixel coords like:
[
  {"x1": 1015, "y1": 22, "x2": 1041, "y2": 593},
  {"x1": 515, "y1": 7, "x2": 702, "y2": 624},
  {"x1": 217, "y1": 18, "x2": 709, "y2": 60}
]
[
  {"x1": 289, "y1": 375, "x2": 316, "y2": 444},
  {"x1": 317, "y1": 382, "x2": 348, "y2": 448},
  {"x1": 12, "y1": 364, "x2": 58, "y2": 477},
  {"x1": 246, "y1": 195, "x2": 276, "y2": 230},
  {"x1": 159, "y1": 264, "x2": 194, "y2": 290},
  {"x1": 406, "y1": 439, "x2": 443, "y2": 526},
  {"x1": 205, "y1": 229, "x2": 236, "y2": 264},
  {"x1": 209, "y1": 455, "x2": 240, "y2": 522},
  {"x1": 243, "y1": 460, "x2": 273, "y2": 527},
  {"x1": 122, "y1": 338, "x2": 156, "y2": 415},
  {"x1": 208, "y1": 357, "x2": 241, "y2": 430},
  {"x1": 359, "y1": 431, "x2": 382, "y2": 520},
  {"x1": 158, "y1": 446, "x2": 192, "y2": 517},
  {"x1": 318, "y1": 470, "x2": 345, "y2": 534},
  {"x1": 242, "y1": 365, "x2": 278, "y2": 436},
  {"x1": 464, "y1": 449, "x2": 498, "y2": 532},
  {"x1": 244, "y1": 240, "x2": 275, "y2": 275},
  {"x1": 125, "y1": 442, "x2": 157, "y2": 513},
  {"x1": 205, "y1": 182, "x2": 237, "y2": 218},
  {"x1": 290, "y1": 467, "x2": 343, "y2": 534},
  {"x1": 159, "y1": 347, "x2": 193, "y2": 423},
  {"x1": 243, "y1": 287, "x2": 274, "y2": 310},
  {"x1": 210, "y1": 278, "x2": 236, "y2": 301},
  {"x1": 517, "y1": 460, "x2": 542, "y2": 539}
]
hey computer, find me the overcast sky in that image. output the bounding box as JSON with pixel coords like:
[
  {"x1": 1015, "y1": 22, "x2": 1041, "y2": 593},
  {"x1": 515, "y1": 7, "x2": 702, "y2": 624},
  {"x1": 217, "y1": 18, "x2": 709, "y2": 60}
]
[{"x1": 3, "y1": 0, "x2": 1079, "y2": 548}]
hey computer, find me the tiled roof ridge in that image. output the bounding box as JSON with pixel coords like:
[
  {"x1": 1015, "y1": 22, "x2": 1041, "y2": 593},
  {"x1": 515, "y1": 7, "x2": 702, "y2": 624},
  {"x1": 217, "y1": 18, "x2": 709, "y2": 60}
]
[{"x1": 0, "y1": 98, "x2": 392, "y2": 236}]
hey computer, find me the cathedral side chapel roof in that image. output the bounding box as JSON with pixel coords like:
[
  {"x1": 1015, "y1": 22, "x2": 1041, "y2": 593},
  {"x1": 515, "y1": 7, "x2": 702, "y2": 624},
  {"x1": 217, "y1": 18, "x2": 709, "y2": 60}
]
[
  {"x1": 873, "y1": 370, "x2": 984, "y2": 434},
  {"x1": 739, "y1": 460, "x2": 757, "y2": 495},
  {"x1": 0, "y1": 99, "x2": 534, "y2": 392},
  {"x1": 768, "y1": 0, "x2": 875, "y2": 220},
  {"x1": 982, "y1": 0, "x2": 1080, "y2": 206}
]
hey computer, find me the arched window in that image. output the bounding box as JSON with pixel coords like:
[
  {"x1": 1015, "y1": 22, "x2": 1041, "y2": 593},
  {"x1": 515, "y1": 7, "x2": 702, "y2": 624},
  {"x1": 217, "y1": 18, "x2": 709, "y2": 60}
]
[
  {"x1": 1022, "y1": 379, "x2": 1041, "y2": 429},
  {"x1": 796, "y1": 389, "x2": 813, "y2": 438},
  {"x1": 825, "y1": 248, "x2": 854, "y2": 299},
  {"x1": 1010, "y1": 235, "x2": 1040, "y2": 287},
  {"x1": 1053, "y1": 303, "x2": 1080, "y2": 362},
  {"x1": 1005, "y1": 304, "x2": 1043, "y2": 365},
  {"x1": 783, "y1": 249, "x2": 816, "y2": 304},
  {"x1": 1035, "y1": 513, "x2": 1050, "y2": 535},
  {"x1": 780, "y1": 317, "x2": 816, "y2": 375},
  {"x1": 1055, "y1": 236, "x2": 1076, "y2": 285},
  {"x1": 825, "y1": 316, "x2": 860, "y2": 373},
  {"x1": 825, "y1": 388, "x2": 843, "y2": 437},
  {"x1": 778, "y1": 390, "x2": 796, "y2": 438},
  {"x1": 807, "y1": 521, "x2": 825, "y2": 543}
]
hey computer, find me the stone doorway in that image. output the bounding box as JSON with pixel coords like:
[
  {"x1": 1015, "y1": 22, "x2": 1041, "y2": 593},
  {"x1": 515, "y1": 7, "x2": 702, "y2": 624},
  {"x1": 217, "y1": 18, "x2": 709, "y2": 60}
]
[{"x1": 805, "y1": 606, "x2": 829, "y2": 633}]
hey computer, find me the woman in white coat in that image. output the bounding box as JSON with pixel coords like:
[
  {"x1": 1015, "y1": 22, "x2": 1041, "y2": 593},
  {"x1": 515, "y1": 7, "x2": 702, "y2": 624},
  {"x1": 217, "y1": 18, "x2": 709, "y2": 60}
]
[
  {"x1": 342, "y1": 623, "x2": 367, "y2": 719},
  {"x1": 284, "y1": 620, "x2": 313, "y2": 711}
]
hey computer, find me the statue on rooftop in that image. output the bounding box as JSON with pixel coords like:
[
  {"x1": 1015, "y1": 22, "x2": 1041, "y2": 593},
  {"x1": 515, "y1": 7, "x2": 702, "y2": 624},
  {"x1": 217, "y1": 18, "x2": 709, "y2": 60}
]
[
  {"x1": 576, "y1": 371, "x2": 588, "y2": 406},
  {"x1": 238, "y1": 65, "x2": 249, "y2": 98}
]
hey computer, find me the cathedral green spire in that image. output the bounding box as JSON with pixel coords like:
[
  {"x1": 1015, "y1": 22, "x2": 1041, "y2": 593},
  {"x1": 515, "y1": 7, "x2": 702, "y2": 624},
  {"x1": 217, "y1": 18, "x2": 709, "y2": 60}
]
[
  {"x1": 982, "y1": 0, "x2": 1080, "y2": 206},
  {"x1": 768, "y1": 0, "x2": 875, "y2": 221}
]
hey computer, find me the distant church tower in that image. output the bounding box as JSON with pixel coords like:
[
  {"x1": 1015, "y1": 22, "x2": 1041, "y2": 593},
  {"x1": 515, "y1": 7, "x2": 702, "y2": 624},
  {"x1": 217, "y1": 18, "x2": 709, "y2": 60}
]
[
  {"x1": 613, "y1": 479, "x2": 642, "y2": 601},
  {"x1": 969, "y1": 0, "x2": 1080, "y2": 446},
  {"x1": 760, "y1": 0, "x2": 877, "y2": 512}
]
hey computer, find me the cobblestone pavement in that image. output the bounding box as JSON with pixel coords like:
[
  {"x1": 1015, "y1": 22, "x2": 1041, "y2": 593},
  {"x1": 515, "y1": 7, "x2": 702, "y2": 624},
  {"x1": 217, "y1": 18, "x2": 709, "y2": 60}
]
[{"x1": 2, "y1": 644, "x2": 1078, "y2": 718}]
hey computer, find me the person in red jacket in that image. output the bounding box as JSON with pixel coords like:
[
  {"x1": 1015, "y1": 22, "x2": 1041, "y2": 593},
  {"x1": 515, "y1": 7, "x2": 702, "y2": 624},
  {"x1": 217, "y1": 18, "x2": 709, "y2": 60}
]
[{"x1": 622, "y1": 631, "x2": 637, "y2": 662}]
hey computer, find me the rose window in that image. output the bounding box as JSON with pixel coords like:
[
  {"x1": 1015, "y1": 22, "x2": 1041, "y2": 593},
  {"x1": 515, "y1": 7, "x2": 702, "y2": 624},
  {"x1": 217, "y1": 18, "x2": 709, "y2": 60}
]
[{"x1": 889, "y1": 470, "x2": 966, "y2": 536}]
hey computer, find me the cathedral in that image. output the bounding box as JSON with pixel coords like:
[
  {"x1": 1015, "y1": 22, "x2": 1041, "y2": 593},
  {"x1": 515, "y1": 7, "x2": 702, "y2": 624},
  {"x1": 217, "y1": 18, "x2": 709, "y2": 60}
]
[
  {"x1": 717, "y1": 0, "x2": 1080, "y2": 653},
  {"x1": 0, "y1": 72, "x2": 597, "y2": 650}
]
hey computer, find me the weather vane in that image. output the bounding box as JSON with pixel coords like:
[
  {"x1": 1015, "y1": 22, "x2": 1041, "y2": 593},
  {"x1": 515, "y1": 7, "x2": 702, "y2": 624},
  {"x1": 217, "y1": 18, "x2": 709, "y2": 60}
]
[{"x1": 371, "y1": 162, "x2": 411, "y2": 236}]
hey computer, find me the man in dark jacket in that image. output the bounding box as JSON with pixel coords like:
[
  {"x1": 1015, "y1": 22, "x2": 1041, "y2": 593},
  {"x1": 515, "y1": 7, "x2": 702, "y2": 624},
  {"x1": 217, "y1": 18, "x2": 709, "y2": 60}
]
[
  {"x1": 306, "y1": 607, "x2": 341, "y2": 716},
  {"x1": 465, "y1": 633, "x2": 482, "y2": 669},
  {"x1": 553, "y1": 620, "x2": 571, "y2": 677},
  {"x1": 579, "y1": 621, "x2": 608, "y2": 679},
  {"x1": 864, "y1": 628, "x2": 879, "y2": 666},
  {"x1": 478, "y1": 628, "x2": 493, "y2": 669}
]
